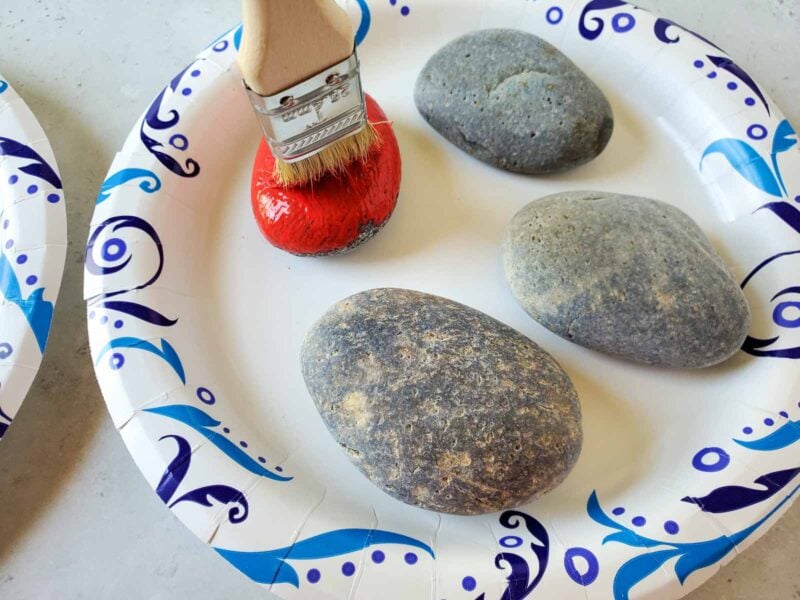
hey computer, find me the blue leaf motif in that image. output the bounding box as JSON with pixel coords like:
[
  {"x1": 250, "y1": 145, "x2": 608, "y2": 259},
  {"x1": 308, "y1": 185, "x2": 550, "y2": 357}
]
[
  {"x1": 772, "y1": 119, "x2": 798, "y2": 154},
  {"x1": 742, "y1": 335, "x2": 800, "y2": 359},
  {"x1": 0, "y1": 252, "x2": 54, "y2": 353},
  {"x1": 233, "y1": 25, "x2": 243, "y2": 51},
  {"x1": 771, "y1": 119, "x2": 797, "y2": 195},
  {"x1": 588, "y1": 492, "x2": 662, "y2": 549},
  {"x1": 578, "y1": 0, "x2": 629, "y2": 40},
  {"x1": 95, "y1": 337, "x2": 186, "y2": 383},
  {"x1": 756, "y1": 202, "x2": 800, "y2": 235},
  {"x1": 97, "y1": 168, "x2": 162, "y2": 204},
  {"x1": 0, "y1": 81, "x2": 7, "y2": 94},
  {"x1": 589, "y1": 485, "x2": 800, "y2": 599},
  {"x1": 0, "y1": 137, "x2": 63, "y2": 189},
  {"x1": 99, "y1": 300, "x2": 178, "y2": 327},
  {"x1": 144, "y1": 404, "x2": 293, "y2": 482},
  {"x1": 147, "y1": 404, "x2": 221, "y2": 427},
  {"x1": 682, "y1": 467, "x2": 800, "y2": 513},
  {"x1": 734, "y1": 420, "x2": 800, "y2": 451},
  {"x1": 156, "y1": 434, "x2": 192, "y2": 504},
  {"x1": 216, "y1": 529, "x2": 434, "y2": 587},
  {"x1": 155, "y1": 434, "x2": 250, "y2": 524},
  {"x1": 701, "y1": 139, "x2": 783, "y2": 197},
  {"x1": 614, "y1": 549, "x2": 682, "y2": 600},
  {"x1": 707, "y1": 55, "x2": 770, "y2": 115}
]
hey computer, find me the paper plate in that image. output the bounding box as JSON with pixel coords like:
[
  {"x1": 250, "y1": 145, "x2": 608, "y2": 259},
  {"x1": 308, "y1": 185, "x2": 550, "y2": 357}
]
[
  {"x1": 0, "y1": 74, "x2": 67, "y2": 440},
  {"x1": 84, "y1": 1, "x2": 800, "y2": 598}
]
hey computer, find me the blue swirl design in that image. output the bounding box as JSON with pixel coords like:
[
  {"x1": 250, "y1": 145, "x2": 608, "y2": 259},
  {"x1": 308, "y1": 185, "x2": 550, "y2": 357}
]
[
  {"x1": 734, "y1": 419, "x2": 800, "y2": 451},
  {"x1": 216, "y1": 529, "x2": 434, "y2": 587},
  {"x1": 95, "y1": 337, "x2": 185, "y2": 383},
  {"x1": 97, "y1": 168, "x2": 161, "y2": 204},
  {"x1": 156, "y1": 434, "x2": 250, "y2": 524},
  {"x1": 85, "y1": 216, "x2": 163, "y2": 288},
  {"x1": 139, "y1": 64, "x2": 200, "y2": 178},
  {"x1": 682, "y1": 466, "x2": 800, "y2": 513},
  {"x1": 589, "y1": 486, "x2": 800, "y2": 600},
  {"x1": 0, "y1": 137, "x2": 63, "y2": 189},
  {"x1": 652, "y1": 17, "x2": 723, "y2": 50},
  {"x1": 473, "y1": 511, "x2": 549, "y2": 600},
  {"x1": 578, "y1": 0, "x2": 629, "y2": 40},
  {"x1": 741, "y1": 251, "x2": 800, "y2": 359},
  {"x1": 144, "y1": 404, "x2": 292, "y2": 482},
  {"x1": 354, "y1": 0, "x2": 371, "y2": 46},
  {"x1": 0, "y1": 251, "x2": 54, "y2": 353},
  {"x1": 702, "y1": 119, "x2": 796, "y2": 199},
  {"x1": 171, "y1": 485, "x2": 250, "y2": 524},
  {"x1": 652, "y1": 18, "x2": 681, "y2": 44},
  {"x1": 85, "y1": 216, "x2": 178, "y2": 328},
  {"x1": 0, "y1": 81, "x2": 7, "y2": 94}
]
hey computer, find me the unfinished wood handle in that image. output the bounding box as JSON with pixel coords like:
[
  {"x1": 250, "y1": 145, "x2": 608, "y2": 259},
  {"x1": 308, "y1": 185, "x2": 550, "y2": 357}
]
[{"x1": 239, "y1": 0, "x2": 355, "y2": 96}]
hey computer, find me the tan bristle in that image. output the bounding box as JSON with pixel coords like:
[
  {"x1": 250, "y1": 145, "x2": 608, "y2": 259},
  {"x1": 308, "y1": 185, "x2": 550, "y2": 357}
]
[{"x1": 274, "y1": 122, "x2": 381, "y2": 187}]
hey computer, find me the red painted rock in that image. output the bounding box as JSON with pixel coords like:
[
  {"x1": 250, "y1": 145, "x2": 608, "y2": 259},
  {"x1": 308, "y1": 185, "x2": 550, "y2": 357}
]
[{"x1": 251, "y1": 95, "x2": 401, "y2": 256}]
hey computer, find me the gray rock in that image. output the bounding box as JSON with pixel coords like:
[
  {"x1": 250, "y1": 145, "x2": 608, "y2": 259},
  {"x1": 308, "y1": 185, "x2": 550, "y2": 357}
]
[
  {"x1": 414, "y1": 29, "x2": 613, "y2": 174},
  {"x1": 503, "y1": 191, "x2": 751, "y2": 368},
  {"x1": 302, "y1": 289, "x2": 582, "y2": 515}
]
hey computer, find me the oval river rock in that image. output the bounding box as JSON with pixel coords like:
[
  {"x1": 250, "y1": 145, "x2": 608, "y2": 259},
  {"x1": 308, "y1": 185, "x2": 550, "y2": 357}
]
[
  {"x1": 415, "y1": 29, "x2": 613, "y2": 174},
  {"x1": 503, "y1": 191, "x2": 751, "y2": 368},
  {"x1": 302, "y1": 289, "x2": 582, "y2": 515}
]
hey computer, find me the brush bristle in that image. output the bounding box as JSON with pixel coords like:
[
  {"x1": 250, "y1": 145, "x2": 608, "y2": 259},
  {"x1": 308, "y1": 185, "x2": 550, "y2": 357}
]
[{"x1": 274, "y1": 122, "x2": 380, "y2": 187}]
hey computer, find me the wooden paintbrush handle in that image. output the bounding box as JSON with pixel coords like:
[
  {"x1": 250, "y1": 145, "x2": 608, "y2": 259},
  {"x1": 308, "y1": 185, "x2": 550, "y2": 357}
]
[{"x1": 239, "y1": 0, "x2": 355, "y2": 97}]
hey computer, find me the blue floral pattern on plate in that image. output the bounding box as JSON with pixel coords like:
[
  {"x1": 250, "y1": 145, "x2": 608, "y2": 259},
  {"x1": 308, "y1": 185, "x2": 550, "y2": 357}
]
[
  {"x1": 0, "y1": 75, "x2": 67, "y2": 439},
  {"x1": 84, "y1": 2, "x2": 800, "y2": 598}
]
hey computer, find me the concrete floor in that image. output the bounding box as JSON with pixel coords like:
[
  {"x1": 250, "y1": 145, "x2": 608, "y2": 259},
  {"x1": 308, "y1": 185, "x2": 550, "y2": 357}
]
[{"x1": 0, "y1": 0, "x2": 797, "y2": 598}]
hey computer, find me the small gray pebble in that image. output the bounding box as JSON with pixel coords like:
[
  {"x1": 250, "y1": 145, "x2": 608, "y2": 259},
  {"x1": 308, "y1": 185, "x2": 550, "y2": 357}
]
[
  {"x1": 414, "y1": 29, "x2": 613, "y2": 174},
  {"x1": 302, "y1": 289, "x2": 582, "y2": 515},
  {"x1": 503, "y1": 191, "x2": 751, "y2": 368}
]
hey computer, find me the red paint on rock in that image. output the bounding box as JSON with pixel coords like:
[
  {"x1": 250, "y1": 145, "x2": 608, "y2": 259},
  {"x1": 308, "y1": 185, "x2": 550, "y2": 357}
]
[{"x1": 251, "y1": 95, "x2": 401, "y2": 256}]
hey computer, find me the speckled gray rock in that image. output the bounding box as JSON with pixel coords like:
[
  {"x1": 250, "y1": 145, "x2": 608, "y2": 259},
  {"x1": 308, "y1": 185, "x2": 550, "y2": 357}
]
[
  {"x1": 503, "y1": 191, "x2": 751, "y2": 368},
  {"x1": 302, "y1": 289, "x2": 582, "y2": 515},
  {"x1": 414, "y1": 29, "x2": 613, "y2": 174}
]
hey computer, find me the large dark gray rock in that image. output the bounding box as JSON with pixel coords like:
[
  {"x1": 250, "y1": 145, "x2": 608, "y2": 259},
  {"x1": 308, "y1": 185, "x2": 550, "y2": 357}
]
[
  {"x1": 414, "y1": 29, "x2": 613, "y2": 174},
  {"x1": 503, "y1": 191, "x2": 751, "y2": 368},
  {"x1": 302, "y1": 289, "x2": 582, "y2": 515}
]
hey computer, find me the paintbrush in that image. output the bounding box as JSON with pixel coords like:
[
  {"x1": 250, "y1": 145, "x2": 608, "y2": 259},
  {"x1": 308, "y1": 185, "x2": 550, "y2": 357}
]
[{"x1": 239, "y1": 0, "x2": 378, "y2": 187}]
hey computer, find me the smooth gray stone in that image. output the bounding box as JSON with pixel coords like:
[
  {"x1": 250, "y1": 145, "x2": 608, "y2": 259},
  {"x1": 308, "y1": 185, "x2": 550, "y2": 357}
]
[
  {"x1": 414, "y1": 29, "x2": 613, "y2": 174},
  {"x1": 302, "y1": 289, "x2": 582, "y2": 515},
  {"x1": 503, "y1": 191, "x2": 751, "y2": 368}
]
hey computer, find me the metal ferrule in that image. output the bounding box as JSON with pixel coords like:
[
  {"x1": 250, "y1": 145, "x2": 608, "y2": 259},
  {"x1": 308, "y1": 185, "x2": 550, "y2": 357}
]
[{"x1": 244, "y1": 50, "x2": 367, "y2": 164}]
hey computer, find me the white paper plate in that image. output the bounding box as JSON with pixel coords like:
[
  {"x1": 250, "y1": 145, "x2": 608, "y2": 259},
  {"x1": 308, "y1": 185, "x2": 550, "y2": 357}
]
[
  {"x1": 84, "y1": 1, "x2": 800, "y2": 598},
  {"x1": 0, "y1": 74, "x2": 67, "y2": 439}
]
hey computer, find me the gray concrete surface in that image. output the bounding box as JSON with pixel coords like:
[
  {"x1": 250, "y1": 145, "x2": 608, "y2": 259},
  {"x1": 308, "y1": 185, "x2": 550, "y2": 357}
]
[{"x1": 0, "y1": 1, "x2": 797, "y2": 598}]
